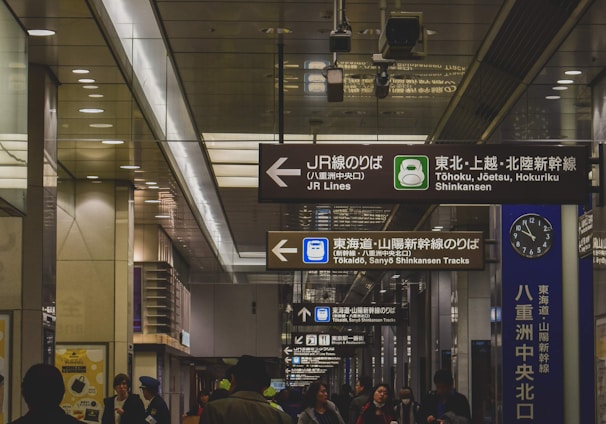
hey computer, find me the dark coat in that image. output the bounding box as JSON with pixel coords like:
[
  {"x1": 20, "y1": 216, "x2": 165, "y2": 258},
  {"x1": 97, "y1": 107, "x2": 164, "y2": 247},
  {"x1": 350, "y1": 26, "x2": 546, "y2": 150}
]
[
  {"x1": 101, "y1": 393, "x2": 146, "y2": 424},
  {"x1": 10, "y1": 406, "x2": 81, "y2": 424},
  {"x1": 348, "y1": 393, "x2": 369, "y2": 424},
  {"x1": 200, "y1": 390, "x2": 291, "y2": 424},
  {"x1": 417, "y1": 390, "x2": 471, "y2": 424},
  {"x1": 145, "y1": 395, "x2": 171, "y2": 424}
]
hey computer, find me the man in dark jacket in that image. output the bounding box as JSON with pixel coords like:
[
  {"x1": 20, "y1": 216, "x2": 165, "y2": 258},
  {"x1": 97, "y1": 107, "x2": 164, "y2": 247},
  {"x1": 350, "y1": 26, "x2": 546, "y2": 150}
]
[
  {"x1": 11, "y1": 363, "x2": 81, "y2": 424},
  {"x1": 140, "y1": 376, "x2": 171, "y2": 424},
  {"x1": 348, "y1": 376, "x2": 372, "y2": 424},
  {"x1": 418, "y1": 369, "x2": 471, "y2": 424},
  {"x1": 200, "y1": 355, "x2": 291, "y2": 424}
]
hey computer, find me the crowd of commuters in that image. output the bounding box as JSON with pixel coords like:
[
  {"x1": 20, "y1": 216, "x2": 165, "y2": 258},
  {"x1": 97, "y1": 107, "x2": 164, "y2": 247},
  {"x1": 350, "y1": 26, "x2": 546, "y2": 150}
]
[{"x1": 10, "y1": 361, "x2": 471, "y2": 424}]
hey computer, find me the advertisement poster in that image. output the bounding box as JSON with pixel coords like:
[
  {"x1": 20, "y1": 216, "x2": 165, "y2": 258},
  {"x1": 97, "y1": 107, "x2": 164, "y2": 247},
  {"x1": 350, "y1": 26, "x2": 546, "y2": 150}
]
[
  {"x1": 0, "y1": 314, "x2": 9, "y2": 424},
  {"x1": 56, "y1": 345, "x2": 106, "y2": 423}
]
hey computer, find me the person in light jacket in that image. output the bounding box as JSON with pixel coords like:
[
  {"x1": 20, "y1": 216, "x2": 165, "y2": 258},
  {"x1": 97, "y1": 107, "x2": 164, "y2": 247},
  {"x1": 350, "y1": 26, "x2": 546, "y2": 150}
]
[{"x1": 298, "y1": 381, "x2": 346, "y2": 424}]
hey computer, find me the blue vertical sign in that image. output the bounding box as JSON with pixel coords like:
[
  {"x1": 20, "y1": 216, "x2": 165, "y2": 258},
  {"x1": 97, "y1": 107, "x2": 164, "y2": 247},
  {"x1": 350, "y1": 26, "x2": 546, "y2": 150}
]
[{"x1": 502, "y1": 205, "x2": 563, "y2": 424}]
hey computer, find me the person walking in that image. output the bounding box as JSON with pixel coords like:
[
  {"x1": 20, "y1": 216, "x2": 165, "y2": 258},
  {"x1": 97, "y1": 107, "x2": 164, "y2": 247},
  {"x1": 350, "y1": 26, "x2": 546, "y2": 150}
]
[
  {"x1": 417, "y1": 370, "x2": 471, "y2": 424},
  {"x1": 200, "y1": 355, "x2": 291, "y2": 424},
  {"x1": 393, "y1": 387, "x2": 420, "y2": 424},
  {"x1": 355, "y1": 383, "x2": 396, "y2": 424},
  {"x1": 348, "y1": 376, "x2": 372, "y2": 424},
  {"x1": 101, "y1": 373, "x2": 146, "y2": 424},
  {"x1": 297, "y1": 381, "x2": 345, "y2": 424}
]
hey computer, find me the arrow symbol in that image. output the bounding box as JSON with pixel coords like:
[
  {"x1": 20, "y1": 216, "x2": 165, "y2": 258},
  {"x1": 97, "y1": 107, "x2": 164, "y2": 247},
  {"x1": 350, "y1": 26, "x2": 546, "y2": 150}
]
[
  {"x1": 298, "y1": 307, "x2": 312, "y2": 323},
  {"x1": 267, "y1": 157, "x2": 301, "y2": 187},
  {"x1": 294, "y1": 336, "x2": 304, "y2": 345},
  {"x1": 272, "y1": 239, "x2": 298, "y2": 262},
  {"x1": 284, "y1": 357, "x2": 292, "y2": 364},
  {"x1": 283, "y1": 346, "x2": 293, "y2": 356}
]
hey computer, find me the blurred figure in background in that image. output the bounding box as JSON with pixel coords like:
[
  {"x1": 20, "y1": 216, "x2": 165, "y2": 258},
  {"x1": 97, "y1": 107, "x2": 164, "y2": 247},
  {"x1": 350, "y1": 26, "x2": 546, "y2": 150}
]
[
  {"x1": 334, "y1": 384, "x2": 353, "y2": 422},
  {"x1": 394, "y1": 387, "x2": 420, "y2": 424},
  {"x1": 355, "y1": 383, "x2": 396, "y2": 424},
  {"x1": 417, "y1": 370, "x2": 471, "y2": 424},
  {"x1": 348, "y1": 376, "x2": 373, "y2": 424},
  {"x1": 297, "y1": 381, "x2": 345, "y2": 424}
]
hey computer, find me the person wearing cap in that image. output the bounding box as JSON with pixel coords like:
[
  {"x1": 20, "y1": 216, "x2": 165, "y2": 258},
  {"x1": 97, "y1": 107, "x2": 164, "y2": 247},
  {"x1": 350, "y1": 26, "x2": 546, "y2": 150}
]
[
  {"x1": 139, "y1": 376, "x2": 171, "y2": 424},
  {"x1": 101, "y1": 373, "x2": 146, "y2": 424},
  {"x1": 200, "y1": 355, "x2": 291, "y2": 424},
  {"x1": 11, "y1": 363, "x2": 81, "y2": 424}
]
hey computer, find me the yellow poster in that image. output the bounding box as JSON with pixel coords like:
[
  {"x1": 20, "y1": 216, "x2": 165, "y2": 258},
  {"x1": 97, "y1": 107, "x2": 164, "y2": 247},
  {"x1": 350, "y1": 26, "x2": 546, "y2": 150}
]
[
  {"x1": 56, "y1": 345, "x2": 106, "y2": 423},
  {"x1": 0, "y1": 315, "x2": 8, "y2": 424}
]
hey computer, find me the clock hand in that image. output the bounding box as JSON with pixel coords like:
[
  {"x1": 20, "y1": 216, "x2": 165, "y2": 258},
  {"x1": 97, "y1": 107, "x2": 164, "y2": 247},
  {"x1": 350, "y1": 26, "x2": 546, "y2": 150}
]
[{"x1": 522, "y1": 222, "x2": 536, "y2": 241}]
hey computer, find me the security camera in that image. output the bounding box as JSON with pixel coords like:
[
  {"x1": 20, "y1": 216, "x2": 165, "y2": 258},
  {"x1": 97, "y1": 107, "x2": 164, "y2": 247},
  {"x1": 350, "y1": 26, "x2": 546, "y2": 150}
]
[
  {"x1": 378, "y1": 11, "x2": 424, "y2": 60},
  {"x1": 330, "y1": 29, "x2": 352, "y2": 52}
]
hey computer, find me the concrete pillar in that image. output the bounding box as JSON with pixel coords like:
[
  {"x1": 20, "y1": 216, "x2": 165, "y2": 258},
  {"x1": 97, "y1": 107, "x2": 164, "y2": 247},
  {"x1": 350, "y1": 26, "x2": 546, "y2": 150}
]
[
  {"x1": 56, "y1": 179, "x2": 134, "y2": 389},
  {"x1": 0, "y1": 64, "x2": 58, "y2": 420}
]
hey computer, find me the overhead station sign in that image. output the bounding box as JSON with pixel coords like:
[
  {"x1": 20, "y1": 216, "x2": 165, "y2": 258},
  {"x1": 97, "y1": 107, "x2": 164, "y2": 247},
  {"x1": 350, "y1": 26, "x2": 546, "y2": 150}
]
[
  {"x1": 293, "y1": 303, "x2": 405, "y2": 326},
  {"x1": 292, "y1": 332, "x2": 367, "y2": 347},
  {"x1": 259, "y1": 143, "x2": 589, "y2": 204},
  {"x1": 267, "y1": 231, "x2": 484, "y2": 270}
]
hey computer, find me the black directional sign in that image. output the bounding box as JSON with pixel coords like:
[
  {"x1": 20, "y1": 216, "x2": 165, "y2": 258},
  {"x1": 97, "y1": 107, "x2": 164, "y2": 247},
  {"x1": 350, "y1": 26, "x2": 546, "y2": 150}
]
[
  {"x1": 259, "y1": 143, "x2": 589, "y2": 204},
  {"x1": 293, "y1": 303, "x2": 406, "y2": 326},
  {"x1": 292, "y1": 332, "x2": 367, "y2": 347},
  {"x1": 267, "y1": 231, "x2": 484, "y2": 270}
]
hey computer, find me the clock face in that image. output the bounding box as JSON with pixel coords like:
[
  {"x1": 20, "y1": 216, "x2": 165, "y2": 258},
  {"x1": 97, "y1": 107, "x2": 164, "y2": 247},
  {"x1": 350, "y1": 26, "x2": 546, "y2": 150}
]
[{"x1": 509, "y1": 213, "x2": 554, "y2": 258}]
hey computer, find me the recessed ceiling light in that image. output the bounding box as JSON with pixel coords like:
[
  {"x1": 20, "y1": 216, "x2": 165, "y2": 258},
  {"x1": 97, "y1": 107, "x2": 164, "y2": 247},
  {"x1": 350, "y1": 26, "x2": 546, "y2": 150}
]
[
  {"x1": 28, "y1": 29, "x2": 55, "y2": 37},
  {"x1": 86, "y1": 175, "x2": 99, "y2": 179},
  {"x1": 155, "y1": 215, "x2": 171, "y2": 219},
  {"x1": 145, "y1": 181, "x2": 158, "y2": 185},
  {"x1": 564, "y1": 70, "x2": 582, "y2": 76},
  {"x1": 78, "y1": 78, "x2": 96, "y2": 83},
  {"x1": 552, "y1": 86, "x2": 568, "y2": 91},
  {"x1": 545, "y1": 95, "x2": 560, "y2": 100},
  {"x1": 148, "y1": 186, "x2": 160, "y2": 189},
  {"x1": 101, "y1": 140, "x2": 124, "y2": 144},
  {"x1": 89, "y1": 94, "x2": 104, "y2": 98},
  {"x1": 72, "y1": 69, "x2": 90, "y2": 74},
  {"x1": 379, "y1": 289, "x2": 387, "y2": 293},
  {"x1": 79, "y1": 108, "x2": 104, "y2": 113},
  {"x1": 82, "y1": 85, "x2": 99, "y2": 89},
  {"x1": 556, "y1": 79, "x2": 574, "y2": 84},
  {"x1": 90, "y1": 123, "x2": 113, "y2": 128},
  {"x1": 144, "y1": 199, "x2": 161, "y2": 204},
  {"x1": 120, "y1": 165, "x2": 141, "y2": 170}
]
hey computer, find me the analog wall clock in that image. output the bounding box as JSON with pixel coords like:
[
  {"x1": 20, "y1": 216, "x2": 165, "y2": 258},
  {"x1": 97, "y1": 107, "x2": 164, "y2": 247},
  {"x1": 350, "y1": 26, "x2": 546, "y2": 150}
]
[{"x1": 509, "y1": 213, "x2": 554, "y2": 258}]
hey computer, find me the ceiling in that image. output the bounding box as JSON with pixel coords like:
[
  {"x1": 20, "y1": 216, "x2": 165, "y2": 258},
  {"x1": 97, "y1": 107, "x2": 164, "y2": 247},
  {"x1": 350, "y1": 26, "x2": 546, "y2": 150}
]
[{"x1": 3, "y1": 0, "x2": 602, "y2": 296}]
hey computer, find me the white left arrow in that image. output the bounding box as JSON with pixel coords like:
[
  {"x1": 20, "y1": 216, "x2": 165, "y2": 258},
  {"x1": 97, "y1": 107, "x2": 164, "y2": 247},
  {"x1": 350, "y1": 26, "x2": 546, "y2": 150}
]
[
  {"x1": 272, "y1": 239, "x2": 298, "y2": 262},
  {"x1": 283, "y1": 346, "x2": 293, "y2": 356},
  {"x1": 266, "y1": 157, "x2": 301, "y2": 187}
]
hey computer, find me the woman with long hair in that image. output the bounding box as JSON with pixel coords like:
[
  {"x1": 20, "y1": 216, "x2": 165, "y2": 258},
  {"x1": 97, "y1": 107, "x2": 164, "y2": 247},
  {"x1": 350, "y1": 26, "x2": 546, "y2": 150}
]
[
  {"x1": 355, "y1": 383, "x2": 396, "y2": 424},
  {"x1": 298, "y1": 381, "x2": 346, "y2": 424}
]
